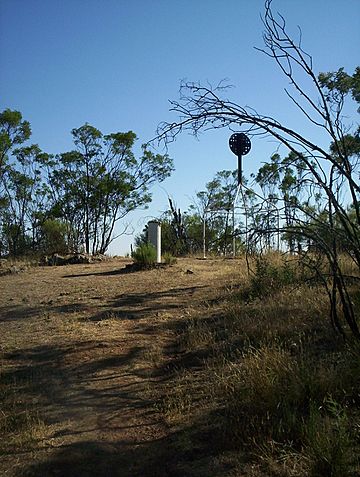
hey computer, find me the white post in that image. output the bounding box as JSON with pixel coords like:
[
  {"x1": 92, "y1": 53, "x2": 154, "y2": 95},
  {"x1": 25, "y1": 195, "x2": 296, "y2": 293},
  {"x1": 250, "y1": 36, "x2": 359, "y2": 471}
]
[
  {"x1": 156, "y1": 223, "x2": 161, "y2": 263},
  {"x1": 148, "y1": 221, "x2": 161, "y2": 263}
]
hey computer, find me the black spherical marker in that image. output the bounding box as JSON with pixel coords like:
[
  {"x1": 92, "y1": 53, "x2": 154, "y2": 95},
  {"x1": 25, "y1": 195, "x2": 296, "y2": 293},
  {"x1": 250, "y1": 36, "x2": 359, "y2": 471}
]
[
  {"x1": 229, "y1": 133, "x2": 251, "y2": 156},
  {"x1": 229, "y1": 133, "x2": 251, "y2": 184}
]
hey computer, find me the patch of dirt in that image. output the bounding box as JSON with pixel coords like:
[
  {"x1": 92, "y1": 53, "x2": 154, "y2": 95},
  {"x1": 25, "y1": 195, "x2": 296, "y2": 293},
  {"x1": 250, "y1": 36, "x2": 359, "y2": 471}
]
[{"x1": 0, "y1": 257, "x2": 241, "y2": 476}]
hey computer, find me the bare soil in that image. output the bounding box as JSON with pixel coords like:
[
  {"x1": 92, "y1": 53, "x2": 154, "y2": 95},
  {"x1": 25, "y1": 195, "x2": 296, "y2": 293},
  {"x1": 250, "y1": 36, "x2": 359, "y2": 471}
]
[{"x1": 0, "y1": 257, "x2": 240, "y2": 477}]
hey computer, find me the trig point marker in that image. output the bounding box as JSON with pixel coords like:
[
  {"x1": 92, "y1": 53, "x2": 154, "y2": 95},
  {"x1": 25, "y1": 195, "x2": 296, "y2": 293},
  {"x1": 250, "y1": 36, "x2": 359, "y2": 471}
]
[
  {"x1": 229, "y1": 132, "x2": 251, "y2": 185},
  {"x1": 229, "y1": 132, "x2": 252, "y2": 256},
  {"x1": 148, "y1": 221, "x2": 161, "y2": 263}
]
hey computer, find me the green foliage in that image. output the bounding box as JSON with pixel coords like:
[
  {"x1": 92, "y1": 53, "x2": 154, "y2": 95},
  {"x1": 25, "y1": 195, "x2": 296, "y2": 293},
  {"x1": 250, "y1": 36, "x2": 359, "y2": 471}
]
[
  {"x1": 319, "y1": 66, "x2": 360, "y2": 108},
  {"x1": 162, "y1": 251, "x2": 177, "y2": 265},
  {"x1": 38, "y1": 219, "x2": 68, "y2": 255},
  {"x1": 0, "y1": 108, "x2": 31, "y2": 172},
  {"x1": 143, "y1": 169, "x2": 243, "y2": 256},
  {"x1": 160, "y1": 217, "x2": 189, "y2": 256},
  {"x1": 0, "y1": 110, "x2": 174, "y2": 258},
  {"x1": 131, "y1": 243, "x2": 157, "y2": 268},
  {"x1": 48, "y1": 124, "x2": 173, "y2": 255},
  {"x1": 193, "y1": 170, "x2": 239, "y2": 255},
  {"x1": 249, "y1": 255, "x2": 298, "y2": 298},
  {"x1": 1, "y1": 223, "x2": 32, "y2": 256},
  {"x1": 303, "y1": 398, "x2": 355, "y2": 477},
  {"x1": 0, "y1": 109, "x2": 35, "y2": 256},
  {"x1": 251, "y1": 135, "x2": 360, "y2": 336}
]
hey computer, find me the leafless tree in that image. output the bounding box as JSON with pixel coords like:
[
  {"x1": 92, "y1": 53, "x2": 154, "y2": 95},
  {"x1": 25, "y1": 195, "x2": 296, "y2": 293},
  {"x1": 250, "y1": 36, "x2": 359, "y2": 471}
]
[{"x1": 155, "y1": 0, "x2": 360, "y2": 338}]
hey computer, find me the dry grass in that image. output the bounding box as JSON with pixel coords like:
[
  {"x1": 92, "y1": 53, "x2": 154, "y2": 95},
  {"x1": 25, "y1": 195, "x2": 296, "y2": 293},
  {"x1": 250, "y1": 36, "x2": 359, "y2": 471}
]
[
  {"x1": 0, "y1": 381, "x2": 48, "y2": 452},
  {"x1": 158, "y1": 253, "x2": 360, "y2": 476},
  {"x1": 0, "y1": 254, "x2": 359, "y2": 476},
  {"x1": 0, "y1": 256, "x2": 244, "y2": 476}
]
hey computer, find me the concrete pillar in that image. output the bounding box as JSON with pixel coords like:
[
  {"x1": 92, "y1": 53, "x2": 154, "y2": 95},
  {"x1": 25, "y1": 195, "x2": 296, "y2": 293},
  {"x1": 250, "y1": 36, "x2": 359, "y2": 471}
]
[{"x1": 148, "y1": 221, "x2": 161, "y2": 263}]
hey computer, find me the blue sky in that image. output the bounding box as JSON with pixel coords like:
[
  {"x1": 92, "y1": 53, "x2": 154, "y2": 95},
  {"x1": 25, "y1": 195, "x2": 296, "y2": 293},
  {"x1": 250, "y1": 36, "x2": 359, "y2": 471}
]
[{"x1": 1, "y1": 0, "x2": 359, "y2": 254}]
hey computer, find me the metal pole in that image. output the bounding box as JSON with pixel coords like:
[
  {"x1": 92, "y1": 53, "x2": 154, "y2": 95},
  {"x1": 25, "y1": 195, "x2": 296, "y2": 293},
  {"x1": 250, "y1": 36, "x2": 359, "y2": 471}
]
[
  {"x1": 203, "y1": 211, "x2": 206, "y2": 259},
  {"x1": 238, "y1": 155, "x2": 242, "y2": 186},
  {"x1": 239, "y1": 184, "x2": 248, "y2": 253},
  {"x1": 232, "y1": 184, "x2": 241, "y2": 257},
  {"x1": 232, "y1": 206, "x2": 236, "y2": 257},
  {"x1": 245, "y1": 196, "x2": 248, "y2": 251}
]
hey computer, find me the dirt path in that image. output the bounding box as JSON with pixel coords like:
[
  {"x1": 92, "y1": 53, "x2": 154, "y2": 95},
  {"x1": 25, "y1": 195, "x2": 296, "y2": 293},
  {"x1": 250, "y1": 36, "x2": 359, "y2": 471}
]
[{"x1": 0, "y1": 258, "x2": 239, "y2": 476}]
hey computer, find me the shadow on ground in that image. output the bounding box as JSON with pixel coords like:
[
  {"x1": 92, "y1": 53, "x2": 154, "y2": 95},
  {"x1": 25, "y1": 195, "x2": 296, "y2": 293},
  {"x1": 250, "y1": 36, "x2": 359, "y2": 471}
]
[
  {"x1": 3, "y1": 341, "x2": 146, "y2": 409},
  {"x1": 22, "y1": 425, "x2": 237, "y2": 477},
  {"x1": 2, "y1": 339, "x2": 238, "y2": 477},
  {"x1": 77, "y1": 286, "x2": 207, "y2": 323}
]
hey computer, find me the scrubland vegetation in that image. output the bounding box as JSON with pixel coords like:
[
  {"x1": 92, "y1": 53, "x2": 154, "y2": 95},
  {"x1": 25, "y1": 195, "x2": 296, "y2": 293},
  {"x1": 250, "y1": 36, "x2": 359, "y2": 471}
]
[{"x1": 155, "y1": 253, "x2": 360, "y2": 476}]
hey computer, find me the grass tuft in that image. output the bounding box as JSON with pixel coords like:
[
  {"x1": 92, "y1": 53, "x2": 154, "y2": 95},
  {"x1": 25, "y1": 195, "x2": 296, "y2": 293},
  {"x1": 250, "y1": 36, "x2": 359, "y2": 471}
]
[{"x1": 0, "y1": 371, "x2": 46, "y2": 453}]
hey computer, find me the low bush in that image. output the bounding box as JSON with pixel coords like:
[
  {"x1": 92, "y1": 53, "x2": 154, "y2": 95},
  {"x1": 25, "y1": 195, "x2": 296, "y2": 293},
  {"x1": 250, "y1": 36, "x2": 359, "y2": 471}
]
[
  {"x1": 162, "y1": 252, "x2": 177, "y2": 265},
  {"x1": 213, "y1": 345, "x2": 303, "y2": 445},
  {"x1": 249, "y1": 255, "x2": 299, "y2": 298},
  {"x1": 131, "y1": 243, "x2": 157, "y2": 268},
  {"x1": 303, "y1": 398, "x2": 355, "y2": 477}
]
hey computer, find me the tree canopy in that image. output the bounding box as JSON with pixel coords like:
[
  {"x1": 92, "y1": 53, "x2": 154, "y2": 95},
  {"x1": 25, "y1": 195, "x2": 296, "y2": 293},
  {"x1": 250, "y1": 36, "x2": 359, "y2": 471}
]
[{"x1": 0, "y1": 117, "x2": 173, "y2": 256}]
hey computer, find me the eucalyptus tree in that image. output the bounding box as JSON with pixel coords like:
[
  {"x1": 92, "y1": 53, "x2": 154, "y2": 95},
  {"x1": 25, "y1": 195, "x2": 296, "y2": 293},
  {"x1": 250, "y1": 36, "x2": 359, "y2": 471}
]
[
  {"x1": 252, "y1": 152, "x2": 305, "y2": 253},
  {"x1": 48, "y1": 124, "x2": 173, "y2": 255},
  {"x1": 0, "y1": 109, "x2": 39, "y2": 255},
  {"x1": 135, "y1": 170, "x2": 240, "y2": 256},
  {"x1": 0, "y1": 109, "x2": 31, "y2": 175},
  {"x1": 156, "y1": 0, "x2": 360, "y2": 337},
  {"x1": 191, "y1": 170, "x2": 239, "y2": 254},
  {"x1": 165, "y1": 169, "x2": 240, "y2": 255},
  {"x1": 254, "y1": 155, "x2": 280, "y2": 250},
  {"x1": 1, "y1": 145, "x2": 49, "y2": 255}
]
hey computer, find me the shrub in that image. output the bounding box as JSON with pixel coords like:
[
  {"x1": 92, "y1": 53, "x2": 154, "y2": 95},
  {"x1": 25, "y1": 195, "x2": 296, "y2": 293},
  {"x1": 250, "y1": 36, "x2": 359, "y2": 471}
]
[
  {"x1": 303, "y1": 398, "x2": 355, "y2": 477},
  {"x1": 39, "y1": 219, "x2": 68, "y2": 255},
  {"x1": 131, "y1": 242, "x2": 157, "y2": 268},
  {"x1": 249, "y1": 255, "x2": 299, "y2": 298},
  {"x1": 163, "y1": 252, "x2": 177, "y2": 265}
]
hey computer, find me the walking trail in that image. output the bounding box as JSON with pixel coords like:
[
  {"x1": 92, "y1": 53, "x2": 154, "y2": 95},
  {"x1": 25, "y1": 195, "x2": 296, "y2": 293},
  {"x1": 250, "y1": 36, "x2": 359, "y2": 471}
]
[{"x1": 0, "y1": 257, "x2": 239, "y2": 476}]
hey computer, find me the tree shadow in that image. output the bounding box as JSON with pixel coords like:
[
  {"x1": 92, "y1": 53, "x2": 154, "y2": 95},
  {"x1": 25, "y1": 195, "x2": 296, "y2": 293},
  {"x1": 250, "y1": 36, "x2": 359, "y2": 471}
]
[
  {"x1": 2, "y1": 337, "x2": 239, "y2": 477},
  {"x1": 62, "y1": 268, "x2": 132, "y2": 278},
  {"x1": 0, "y1": 303, "x2": 46, "y2": 322},
  {"x1": 22, "y1": 415, "x2": 237, "y2": 477},
  {"x1": 2, "y1": 341, "x2": 150, "y2": 427},
  {"x1": 1, "y1": 262, "x2": 244, "y2": 475},
  {"x1": 79, "y1": 286, "x2": 207, "y2": 323},
  {"x1": 61, "y1": 262, "x2": 166, "y2": 278}
]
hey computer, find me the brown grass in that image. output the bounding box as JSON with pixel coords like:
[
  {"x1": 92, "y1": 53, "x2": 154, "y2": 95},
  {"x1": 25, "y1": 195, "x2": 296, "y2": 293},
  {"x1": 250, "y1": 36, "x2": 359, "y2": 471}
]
[
  {"x1": 0, "y1": 256, "x2": 241, "y2": 476},
  {"x1": 0, "y1": 254, "x2": 359, "y2": 476},
  {"x1": 154, "y1": 254, "x2": 360, "y2": 476}
]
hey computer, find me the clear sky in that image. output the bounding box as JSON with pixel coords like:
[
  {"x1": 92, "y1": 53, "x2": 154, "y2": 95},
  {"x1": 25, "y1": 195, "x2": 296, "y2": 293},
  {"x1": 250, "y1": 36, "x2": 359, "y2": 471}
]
[{"x1": 1, "y1": 0, "x2": 359, "y2": 255}]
